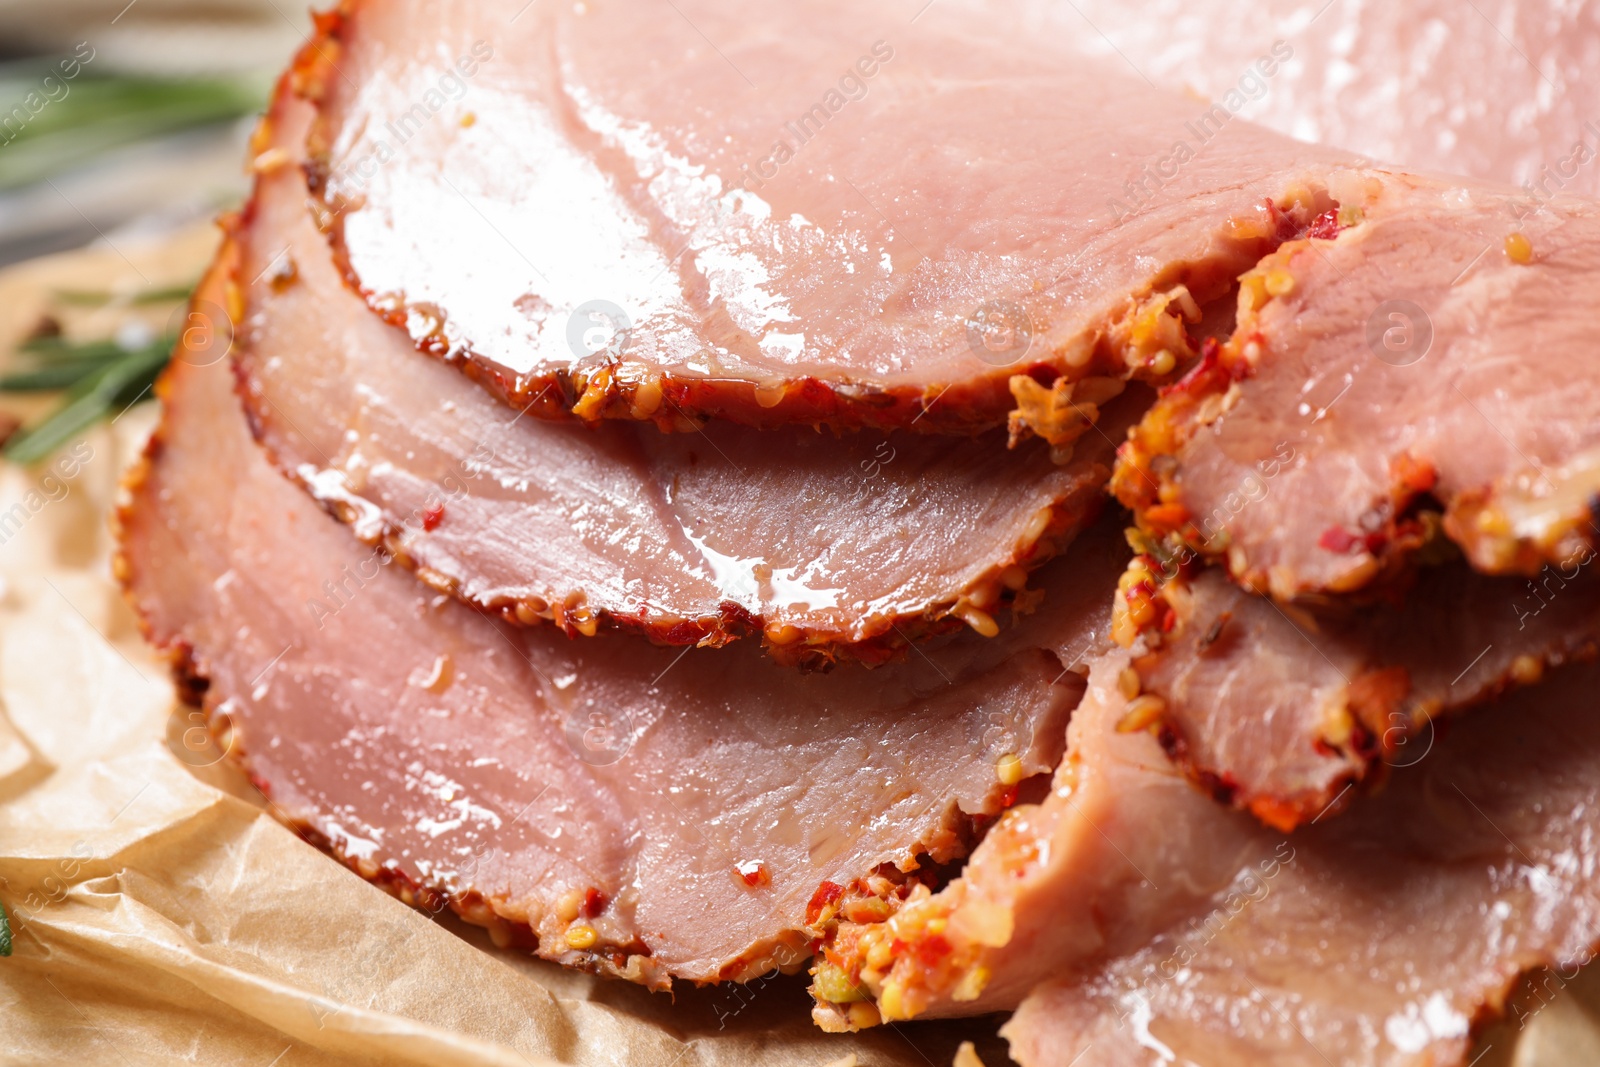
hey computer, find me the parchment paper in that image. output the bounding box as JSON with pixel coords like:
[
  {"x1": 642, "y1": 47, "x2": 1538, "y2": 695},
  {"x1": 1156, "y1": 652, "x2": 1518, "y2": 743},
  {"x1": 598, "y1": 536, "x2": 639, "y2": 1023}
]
[{"x1": 0, "y1": 226, "x2": 1586, "y2": 1067}]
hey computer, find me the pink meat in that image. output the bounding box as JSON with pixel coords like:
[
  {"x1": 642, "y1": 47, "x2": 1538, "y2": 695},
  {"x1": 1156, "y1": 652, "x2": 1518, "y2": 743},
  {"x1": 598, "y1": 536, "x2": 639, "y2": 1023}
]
[
  {"x1": 301, "y1": 0, "x2": 1352, "y2": 437},
  {"x1": 1115, "y1": 171, "x2": 1600, "y2": 598},
  {"x1": 117, "y1": 257, "x2": 1124, "y2": 986},
  {"x1": 811, "y1": 650, "x2": 1264, "y2": 1028},
  {"x1": 815, "y1": 646, "x2": 1600, "y2": 1066},
  {"x1": 1005, "y1": 660, "x2": 1600, "y2": 1067},
  {"x1": 234, "y1": 82, "x2": 1113, "y2": 664},
  {"x1": 1057, "y1": 0, "x2": 1600, "y2": 199},
  {"x1": 1135, "y1": 561, "x2": 1600, "y2": 830}
]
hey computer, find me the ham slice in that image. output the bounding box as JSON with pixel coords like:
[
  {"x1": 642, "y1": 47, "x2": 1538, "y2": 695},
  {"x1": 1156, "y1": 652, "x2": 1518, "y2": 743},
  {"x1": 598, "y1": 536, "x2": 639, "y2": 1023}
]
[
  {"x1": 810, "y1": 649, "x2": 1262, "y2": 1028},
  {"x1": 117, "y1": 253, "x2": 1127, "y2": 986},
  {"x1": 301, "y1": 0, "x2": 1352, "y2": 439},
  {"x1": 1114, "y1": 172, "x2": 1600, "y2": 598},
  {"x1": 814, "y1": 645, "x2": 1600, "y2": 1064},
  {"x1": 1127, "y1": 559, "x2": 1600, "y2": 830},
  {"x1": 1050, "y1": 0, "x2": 1600, "y2": 199},
  {"x1": 234, "y1": 82, "x2": 1112, "y2": 665},
  {"x1": 1004, "y1": 660, "x2": 1600, "y2": 1067}
]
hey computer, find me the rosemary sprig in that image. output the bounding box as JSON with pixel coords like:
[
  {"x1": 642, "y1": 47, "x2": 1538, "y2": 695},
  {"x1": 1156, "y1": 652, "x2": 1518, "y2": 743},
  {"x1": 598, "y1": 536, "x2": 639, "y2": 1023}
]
[
  {"x1": 4, "y1": 334, "x2": 129, "y2": 375},
  {"x1": 1, "y1": 275, "x2": 196, "y2": 463},
  {"x1": 52, "y1": 284, "x2": 196, "y2": 307},
  {"x1": 0, "y1": 75, "x2": 266, "y2": 193},
  {"x1": 2, "y1": 333, "x2": 174, "y2": 464},
  {"x1": 0, "y1": 359, "x2": 122, "y2": 392}
]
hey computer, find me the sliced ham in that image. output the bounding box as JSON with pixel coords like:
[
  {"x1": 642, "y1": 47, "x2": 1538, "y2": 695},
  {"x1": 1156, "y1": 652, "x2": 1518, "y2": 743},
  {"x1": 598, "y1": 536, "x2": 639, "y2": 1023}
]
[
  {"x1": 1127, "y1": 559, "x2": 1600, "y2": 830},
  {"x1": 1004, "y1": 660, "x2": 1600, "y2": 1067},
  {"x1": 1114, "y1": 172, "x2": 1600, "y2": 598},
  {"x1": 116, "y1": 254, "x2": 1127, "y2": 986},
  {"x1": 233, "y1": 82, "x2": 1112, "y2": 665},
  {"x1": 813, "y1": 646, "x2": 1600, "y2": 1064},
  {"x1": 1051, "y1": 0, "x2": 1600, "y2": 199},
  {"x1": 810, "y1": 650, "x2": 1263, "y2": 1027},
  {"x1": 301, "y1": 0, "x2": 1353, "y2": 439}
]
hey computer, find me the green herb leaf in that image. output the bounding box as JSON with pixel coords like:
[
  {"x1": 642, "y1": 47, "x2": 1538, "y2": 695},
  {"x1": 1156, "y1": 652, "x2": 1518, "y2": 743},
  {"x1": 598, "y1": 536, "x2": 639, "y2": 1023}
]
[
  {"x1": 0, "y1": 357, "x2": 123, "y2": 392},
  {"x1": 3, "y1": 337, "x2": 173, "y2": 464},
  {"x1": 3, "y1": 333, "x2": 156, "y2": 395},
  {"x1": 51, "y1": 284, "x2": 195, "y2": 308},
  {"x1": 19, "y1": 335, "x2": 128, "y2": 361},
  {"x1": 0, "y1": 75, "x2": 268, "y2": 193},
  {"x1": 0, "y1": 897, "x2": 11, "y2": 956}
]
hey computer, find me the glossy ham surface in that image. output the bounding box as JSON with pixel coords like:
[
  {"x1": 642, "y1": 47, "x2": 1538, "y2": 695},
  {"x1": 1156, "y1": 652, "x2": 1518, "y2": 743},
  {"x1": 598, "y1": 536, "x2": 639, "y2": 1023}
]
[
  {"x1": 116, "y1": 260, "x2": 1125, "y2": 986},
  {"x1": 1128, "y1": 558, "x2": 1600, "y2": 830},
  {"x1": 815, "y1": 646, "x2": 1600, "y2": 1063},
  {"x1": 1004, "y1": 660, "x2": 1600, "y2": 1067},
  {"x1": 811, "y1": 649, "x2": 1264, "y2": 1027},
  {"x1": 235, "y1": 86, "x2": 1111, "y2": 665},
  {"x1": 1114, "y1": 171, "x2": 1600, "y2": 598},
  {"x1": 303, "y1": 0, "x2": 1352, "y2": 438},
  {"x1": 1050, "y1": 0, "x2": 1600, "y2": 199}
]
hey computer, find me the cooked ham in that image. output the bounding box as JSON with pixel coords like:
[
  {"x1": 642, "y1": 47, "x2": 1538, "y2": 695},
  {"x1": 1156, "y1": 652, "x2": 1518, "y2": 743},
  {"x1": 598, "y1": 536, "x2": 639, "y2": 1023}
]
[
  {"x1": 233, "y1": 84, "x2": 1112, "y2": 664},
  {"x1": 1004, "y1": 659, "x2": 1600, "y2": 1067},
  {"x1": 814, "y1": 645, "x2": 1600, "y2": 1059},
  {"x1": 811, "y1": 650, "x2": 1262, "y2": 1027},
  {"x1": 109, "y1": 3, "x2": 1600, "y2": 1053},
  {"x1": 1128, "y1": 560, "x2": 1600, "y2": 830},
  {"x1": 1054, "y1": 0, "x2": 1600, "y2": 199},
  {"x1": 116, "y1": 257, "x2": 1132, "y2": 985},
  {"x1": 1114, "y1": 172, "x2": 1600, "y2": 598},
  {"x1": 301, "y1": 0, "x2": 1353, "y2": 439}
]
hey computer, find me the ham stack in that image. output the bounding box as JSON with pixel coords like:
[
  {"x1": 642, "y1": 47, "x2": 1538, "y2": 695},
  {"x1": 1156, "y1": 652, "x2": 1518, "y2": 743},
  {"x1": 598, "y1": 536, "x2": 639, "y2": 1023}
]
[{"x1": 116, "y1": 1, "x2": 1600, "y2": 1064}]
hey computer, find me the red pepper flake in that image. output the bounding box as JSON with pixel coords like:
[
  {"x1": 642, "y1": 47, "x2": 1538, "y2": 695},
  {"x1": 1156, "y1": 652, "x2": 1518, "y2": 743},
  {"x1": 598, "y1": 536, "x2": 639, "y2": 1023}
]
[
  {"x1": 797, "y1": 377, "x2": 835, "y2": 406},
  {"x1": 1266, "y1": 197, "x2": 1300, "y2": 243},
  {"x1": 999, "y1": 784, "x2": 1019, "y2": 809},
  {"x1": 806, "y1": 881, "x2": 844, "y2": 924},
  {"x1": 913, "y1": 934, "x2": 953, "y2": 968},
  {"x1": 1163, "y1": 337, "x2": 1223, "y2": 397},
  {"x1": 1392, "y1": 453, "x2": 1439, "y2": 495},
  {"x1": 734, "y1": 860, "x2": 770, "y2": 888},
  {"x1": 1228, "y1": 344, "x2": 1256, "y2": 381},
  {"x1": 1318, "y1": 526, "x2": 1359, "y2": 553},
  {"x1": 1158, "y1": 601, "x2": 1178, "y2": 634},
  {"x1": 717, "y1": 600, "x2": 759, "y2": 632},
  {"x1": 1142, "y1": 503, "x2": 1191, "y2": 531},
  {"x1": 421, "y1": 503, "x2": 445, "y2": 531},
  {"x1": 583, "y1": 887, "x2": 607, "y2": 917},
  {"x1": 1305, "y1": 208, "x2": 1343, "y2": 241},
  {"x1": 661, "y1": 619, "x2": 707, "y2": 644}
]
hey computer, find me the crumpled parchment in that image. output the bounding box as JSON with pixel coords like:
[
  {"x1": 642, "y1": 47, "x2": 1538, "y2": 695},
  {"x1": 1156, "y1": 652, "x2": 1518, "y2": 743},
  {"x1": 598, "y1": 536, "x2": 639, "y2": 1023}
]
[{"x1": 0, "y1": 226, "x2": 1589, "y2": 1067}]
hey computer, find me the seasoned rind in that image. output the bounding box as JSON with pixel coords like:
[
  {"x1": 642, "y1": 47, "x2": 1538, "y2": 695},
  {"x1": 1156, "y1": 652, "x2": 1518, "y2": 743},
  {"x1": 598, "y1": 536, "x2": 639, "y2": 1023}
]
[
  {"x1": 236, "y1": 77, "x2": 1115, "y2": 665},
  {"x1": 813, "y1": 644, "x2": 1600, "y2": 1067},
  {"x1": 1115, "y1": 552, "x2": 1600, "y2": 830},
  {"x1": 116, "y1": 226, "x2": 1106, "y2": 989},
  {"x1": 1114, "y1": 172, "x2": 1600, "y2": 599},
  {"x1": 300, "y1": 0, "x2": 1354, "y2": 438},
  {"x1": 1004, "y1": 660, "x2": 1600, "y2": 1067}
]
